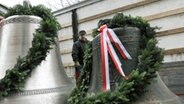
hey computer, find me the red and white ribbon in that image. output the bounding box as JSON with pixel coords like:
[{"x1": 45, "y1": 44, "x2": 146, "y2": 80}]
[{"x1": 99, "y1": 25, "x2": 132, "y2": 92}]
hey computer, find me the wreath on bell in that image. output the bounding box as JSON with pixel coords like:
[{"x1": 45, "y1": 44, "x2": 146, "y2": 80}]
[
  {"x1": 0, "y1": 5, "x2": 60, "y2": 100},
  {"x1": 68, "y1": 13, "x2": 163, "y2": 104}
]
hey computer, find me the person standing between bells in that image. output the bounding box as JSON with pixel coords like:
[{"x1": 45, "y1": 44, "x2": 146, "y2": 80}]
[{"x1": 72, "y1": 30, "x2": 89, "y2": 85}]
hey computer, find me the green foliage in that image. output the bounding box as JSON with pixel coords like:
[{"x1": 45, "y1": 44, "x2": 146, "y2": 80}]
[
  {"x1": 0, "y1": 4, "x2": 60, "y2": 100},
  {"x1": 68, "y1": 13, "x2": 163, "y2": 104}
]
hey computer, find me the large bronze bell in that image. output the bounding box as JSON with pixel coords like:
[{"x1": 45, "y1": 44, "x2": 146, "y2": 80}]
[
  {"x1": 88, "y1": 27, "x2": 140, "y2": 92},
  {"x1": 89, "y1": 27, "x2": 183, "y2": 104},
  {"x1": 0, "y1": 15, "x2": 74, "y2": 104}
]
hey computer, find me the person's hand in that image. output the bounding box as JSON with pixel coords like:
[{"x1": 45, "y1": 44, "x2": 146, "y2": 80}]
[{"x1": 74, "y1": 61, "x2": 80, "y2": 67}]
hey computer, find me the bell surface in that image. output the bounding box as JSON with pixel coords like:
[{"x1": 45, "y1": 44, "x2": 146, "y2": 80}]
[{"x1": 0, "y1": 15, "x2": 74, "y2": 104}]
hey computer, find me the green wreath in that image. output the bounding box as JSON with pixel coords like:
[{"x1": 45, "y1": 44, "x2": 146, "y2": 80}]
[
  {"x1": 68, "y1": 13, "x2": 163, "y2": 104},
  {"x1": 0, "y1": 4, "x2": 60, "y2": 100}
]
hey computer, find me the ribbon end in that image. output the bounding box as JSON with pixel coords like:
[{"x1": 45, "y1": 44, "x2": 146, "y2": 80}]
[
  {"x1": 125, "y1": 76, "x2": 129, "y2": 80},
  {"x1": 129, "y1": 56, "x2": 132, "y2": 60}
]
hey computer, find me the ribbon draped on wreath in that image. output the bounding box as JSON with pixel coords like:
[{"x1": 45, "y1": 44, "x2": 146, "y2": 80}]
[{"x1": 99, "y1": 25, "x2": 132, "y2": 92}]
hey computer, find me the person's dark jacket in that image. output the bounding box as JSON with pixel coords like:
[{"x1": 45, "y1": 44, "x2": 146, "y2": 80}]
[{"x1": 72, "y1": 40, "x2": 88, "y2": 65}]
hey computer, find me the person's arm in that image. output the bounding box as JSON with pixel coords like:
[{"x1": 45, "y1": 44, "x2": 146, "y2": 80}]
[{"x1": 72, "y1": 43, "x2": 80, "y2": 66}]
